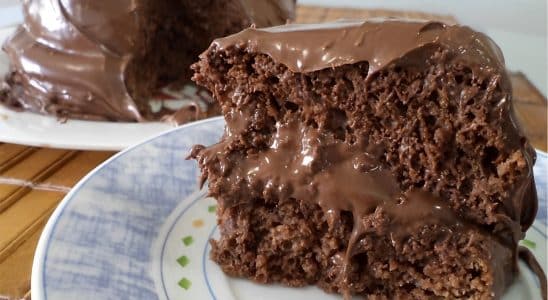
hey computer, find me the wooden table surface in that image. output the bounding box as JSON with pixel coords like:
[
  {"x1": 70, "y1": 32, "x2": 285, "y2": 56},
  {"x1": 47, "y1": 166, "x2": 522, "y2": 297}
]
[{"x1": 0, "y1": 6, "x2": 546, "y2": 300}]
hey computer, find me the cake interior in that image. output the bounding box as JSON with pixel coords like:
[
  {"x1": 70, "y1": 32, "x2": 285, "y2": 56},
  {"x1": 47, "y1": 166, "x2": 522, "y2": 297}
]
[
  {"x1": 190, "y1": 41, "x2": 534, "y2": 298},
  {"x1": 124, "y1": 1, "x2": 252, "y2": 118}
]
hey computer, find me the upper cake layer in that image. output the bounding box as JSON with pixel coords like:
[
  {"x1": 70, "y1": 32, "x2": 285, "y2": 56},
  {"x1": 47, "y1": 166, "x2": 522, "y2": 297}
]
[{"x1": 1, "y1": 0, "x2": 295, "y2": 122}]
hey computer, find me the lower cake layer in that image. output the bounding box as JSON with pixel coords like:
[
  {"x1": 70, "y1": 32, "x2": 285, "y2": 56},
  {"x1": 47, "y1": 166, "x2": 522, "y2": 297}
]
[{"x1": 211, "y1": 196, "x2": 514, "y2": 299}]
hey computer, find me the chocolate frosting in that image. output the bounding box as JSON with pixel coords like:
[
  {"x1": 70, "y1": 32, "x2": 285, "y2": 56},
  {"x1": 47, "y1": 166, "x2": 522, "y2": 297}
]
[
  {"x1": 1, "y1": 0, "x2": 295, "y2": 122},
  {"x1": 519, "y1": 246, "x2": 548, "y2": 300},
  {"x1": 204, "y1": 118, "x2": 459, "y2": 228},
  {"x1": 214, "y1": 20, "x2": 506, "y2": 81}
]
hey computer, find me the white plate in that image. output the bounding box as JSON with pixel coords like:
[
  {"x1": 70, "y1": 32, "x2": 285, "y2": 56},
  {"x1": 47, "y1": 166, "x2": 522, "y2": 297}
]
[
  {"x1": 32, "y1": 118, "x2": 548, "y2": 300},
  {"x1": 0, "y1": 26, "x2": 189, "y2": 151}
]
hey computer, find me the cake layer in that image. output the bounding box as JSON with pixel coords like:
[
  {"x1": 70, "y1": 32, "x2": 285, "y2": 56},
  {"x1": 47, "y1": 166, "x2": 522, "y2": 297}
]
[
  {"x1": 211, "y1": 196, "x2": 513, "y2": 299},
  {"x1": 0, "y1": 0, "x2": 295, "y2": 122}
]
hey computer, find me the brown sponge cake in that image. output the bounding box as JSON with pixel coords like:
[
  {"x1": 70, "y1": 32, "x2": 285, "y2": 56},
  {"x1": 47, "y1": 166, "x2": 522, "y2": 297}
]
[{"x1": 190, "y1": 20, "x2": 538, "y2": 299}]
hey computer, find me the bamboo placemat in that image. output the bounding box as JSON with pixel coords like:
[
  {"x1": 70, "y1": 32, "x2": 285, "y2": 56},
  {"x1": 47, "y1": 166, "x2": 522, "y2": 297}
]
[{"x1": 0, "y1": 5, "x2": 546, "y2": 300}]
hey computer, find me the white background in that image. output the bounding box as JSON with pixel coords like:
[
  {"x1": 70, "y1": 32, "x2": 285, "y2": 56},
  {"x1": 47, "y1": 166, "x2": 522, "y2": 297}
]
[{"x1": 0, "y1": 0, "x2": 546, "y2": 95}]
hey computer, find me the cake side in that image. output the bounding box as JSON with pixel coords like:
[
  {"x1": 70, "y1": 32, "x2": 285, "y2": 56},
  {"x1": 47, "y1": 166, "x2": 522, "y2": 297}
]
[
  {"x1": 0, "y1": 0, "x2": 295, "y2": 122},
  {"x1": 0, "y1": 0, "x2": 146, "y2": 121},
  {"x1": 190, "y1": 21, "x2": 538, "y2": 299}
]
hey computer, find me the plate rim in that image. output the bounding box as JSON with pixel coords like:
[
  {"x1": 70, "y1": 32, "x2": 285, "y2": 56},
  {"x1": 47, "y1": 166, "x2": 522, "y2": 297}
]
[
  {"x1": 31, "y1": 116, "x2": 548, "y2": 299},
  {"x1": 0, "y1": 101, "x2": 176, "y2": 152}
]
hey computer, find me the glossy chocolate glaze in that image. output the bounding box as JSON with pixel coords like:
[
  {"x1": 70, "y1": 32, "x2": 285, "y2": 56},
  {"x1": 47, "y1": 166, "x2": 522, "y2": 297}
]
[
  {"x1": 0, "y1": 0, "x2": 295, "y2": 122},
  {"x1": 519, "y1": 246, "x2": 547, "y2": 300},
  {"x1": 214, "y1": 20, "x2": 506, "y2": 78}
]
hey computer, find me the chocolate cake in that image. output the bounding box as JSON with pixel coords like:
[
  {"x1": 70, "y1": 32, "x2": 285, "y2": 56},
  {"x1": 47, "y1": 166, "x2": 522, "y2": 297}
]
[
  {"x1": 0, "y1": 0, "x2": 295, "y2": 122},
  {"x1": 190, "y1": 20, "x2": 542, "y2": 299}
]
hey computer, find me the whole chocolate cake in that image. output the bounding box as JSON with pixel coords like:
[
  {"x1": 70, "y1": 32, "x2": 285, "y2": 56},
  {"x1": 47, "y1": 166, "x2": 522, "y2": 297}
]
[
  {"x1": 190, "y1": 20, "x2": 542, "y2": 299},
  {"x1": 0, "y1": 0, "x2": 295, "y2": 122}
]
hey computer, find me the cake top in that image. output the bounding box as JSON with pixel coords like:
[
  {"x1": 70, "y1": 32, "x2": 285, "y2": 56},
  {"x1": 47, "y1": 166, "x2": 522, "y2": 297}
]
[{"x1": 213, "y1": 20, "x2": 506, "y2": 78}]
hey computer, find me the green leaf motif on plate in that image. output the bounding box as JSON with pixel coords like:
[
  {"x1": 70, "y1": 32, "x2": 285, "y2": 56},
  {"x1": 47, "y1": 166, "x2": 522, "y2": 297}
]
[
  {"x1": 520, "y1": 239, "x2": 536, "y2": 249},
  {"x1": 177, "y1": 255, "x2": 189, "y2": 267},
  {"x1": 182, "y1": 235, "x2": 194, "y2": 246},
  {"x1": 178, "y1": 278, "x2": 192, "y2": 290}
]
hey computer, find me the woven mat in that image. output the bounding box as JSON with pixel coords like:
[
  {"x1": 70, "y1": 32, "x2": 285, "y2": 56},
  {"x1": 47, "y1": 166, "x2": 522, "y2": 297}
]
[{"x1": 0, "y1": 5, "x2": 546, "y2": 300}]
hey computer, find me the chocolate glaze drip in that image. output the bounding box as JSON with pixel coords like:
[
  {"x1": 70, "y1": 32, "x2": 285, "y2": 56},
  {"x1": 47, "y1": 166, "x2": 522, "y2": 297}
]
[
  {"x1": 0, "y1": 0, "x2": 295, "y2": 122},
  {"x1": 213, "y1": 20, "x2": 506, "y2": 81},
  {"x1": 519, "y1": 246, "x2": 547, "y2": 300}
]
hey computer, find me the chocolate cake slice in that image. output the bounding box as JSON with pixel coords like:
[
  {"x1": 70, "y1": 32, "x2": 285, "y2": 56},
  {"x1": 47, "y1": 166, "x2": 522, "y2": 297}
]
[
  {"x1": 190, "y1": 21, "x2": 539, "y2": 299},
  {"x1": 0, "y1": 0, "x2": 294, "y2": 122}
]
